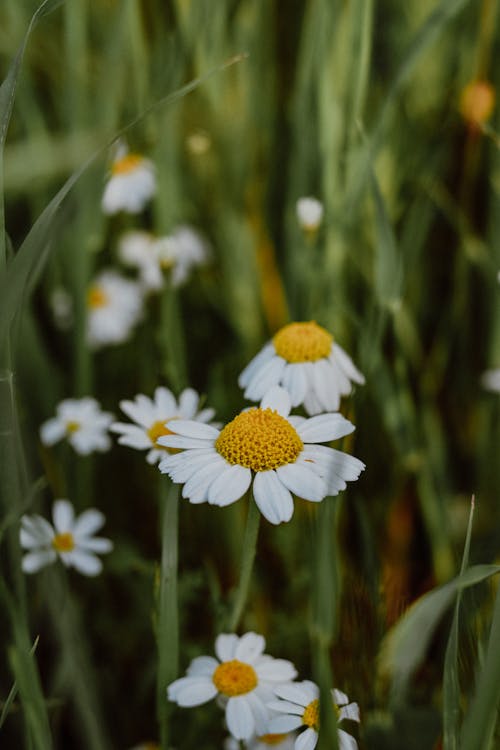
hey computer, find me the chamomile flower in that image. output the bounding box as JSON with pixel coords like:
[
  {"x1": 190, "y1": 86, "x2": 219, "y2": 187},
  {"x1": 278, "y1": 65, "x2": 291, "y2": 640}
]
[
  {"x1": 86, "y1": 269, "x2": 143, "y2": 348},
  {"x1": 481, "y1": 368, "x2": 500, "y2": 393},
  {"x1": 158, "y1": 386, "x2": 364, "y2": 525},
  {"x1": 111, "y1": 387, "x2": 216, "y2": 465},
  {"x1": 40, "y1": 397, "x2": 114, "y2": 455},
  {"x1": 296, "y1": 197, "x2": 323, "y2": 233},
  {"x1": 239, "y1": 321, "x2": 365, "y2": 415},
  {"x1": 154, "y1": 224, "x2": 210, "y2": 287},
  {"x1": 225, "y1": 733, "x2": 297, "y2": 749},
  {"x1": 167, "y1": 632, "x2": 297, "y2": 741},
  {"x1": 102, "y1": 142, "x2": 156, "y2": 215},
  {"x1": 117, "y1": 230, "x2": 163, "y2": 292},
  {"x1": 268, "y1": 680, "x2": 360, "y2": 750},
  {"x1": 20, "y1": 499, "x2": 113, "y2": 576}
]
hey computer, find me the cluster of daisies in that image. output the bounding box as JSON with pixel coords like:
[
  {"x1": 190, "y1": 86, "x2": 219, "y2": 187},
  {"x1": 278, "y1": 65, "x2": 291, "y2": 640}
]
[{"x1": 51, "y1": 141, "x2": 210, "y2": 348}]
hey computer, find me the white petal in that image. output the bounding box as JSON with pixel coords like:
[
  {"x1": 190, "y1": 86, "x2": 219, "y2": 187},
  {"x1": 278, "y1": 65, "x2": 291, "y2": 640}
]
[
  {"x1": 268, "y1": 715, "x2": 304, "y2": 733},
  {"x1": 267, "y1": 699, "x2": 305, "y2": 715},
  {"x1": 77, "y1": 536, "x2": 113, "y2": 553},
  {"x1": 215, "y1": 634, "x2": 239, "y2": 662},
  {"x1": 182, "y1": 459, "x2": 229, "y2": 504},
  {"x1": 21, "y1": 549, "x2": 57, "y2": 573},
  {"x1": 246, "y1": 691, "x2": 271, "y2": 736},
  {"x1": 332, "y1": 343, "x2": 365, "y2": 385},
  {"x1": 296, "y1": 727, "x2": 318, "y2": 750},
  {"x1": 20, "y1": 515, "x2": 54, "y2": 546},
  {"x1": 40, "y1": 418, "x2": 66, "y2": 446},
  {"x1": 312, "y1": 360, "x2": 342, "y2": 411},
  {"x1": 296, "y1": 414, "x2": 355, "y2": 443},
  {"x1": 178, "y1": 388, "x2": 199, "y2": 418},
  {"x1": 253, "y1": 471, "x2": 294, "y2": 525},
  {"x1": 167, "y1": 676, "x2": 218, "y2": 706},
  {"x1": 119, "y1": 398, "x2": 152, "y2": 427},
  {"x1": 234, "y1": 632, "x2": 265, "y2": 663},
  {"x1": 187, "y1": 656, "x2": 219, "y2": 677},
  {"x1": 226, "y1": 696, "x2": 255, "y2": 740},
  {"x1": 73, "y1": 509, "x2": 105, "y2": 537},
  {"x1": 244, "y1": 357, "x2": 286, "y2": 402},
  {"x1": 338, "y1": 728, "x2": 358, "y2": 750},
  {"x1": 256, "y1": 659, "x2": 297, "y2": 682},
  {"x1": 155, "y1": 386, "x2": 177, "y2": 415},
  {"x1": 332, "y1": 689, "x2": 349, "y2": 706},
  {"x1": 282, "y1": 363, "x2": 308, "y2": 407},
  {"x1": 273, "y1": 682, "x2": 315, "y2": 705},
  {"x1": 68, "y1": 550, "x2": 103, "y2": 576},
  {"x1": 238, "y1": 343, "x2": 275, "y2": 388},
  {"x1": 276, "y1": 464, "x2": 327, "y2": 502},
  {"x1": 110, "y1": 423, "x2": 151, "y2": 449},
  {"x1": 338, "y1": 702, "x2": 360, "y2": 723},
  {"x1": 207, "y1": 465, "x2": 252, "y2": 506},
  {"x1": 157, "y1": 435, "x2": 212, "y2": 450},
  {"x1": 167, "y1": 420, "x2": 220, "y2": 440},
  {"x1": 52, "y1": 500, "x2": 75, "y2": 533},
  {"x1": 260, "y1": 386, "x2": 291, "y2": 417}
]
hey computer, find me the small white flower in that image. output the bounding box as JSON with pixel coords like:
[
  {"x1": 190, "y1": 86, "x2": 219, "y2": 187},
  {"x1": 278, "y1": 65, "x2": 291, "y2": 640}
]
[
  {"x1": 167, "y1": 632, "x2": 297, "y2": 741},
  {"x1": 40, "y1": 397, "x2": 114, "y2": 455},
  {"x1": 158, "y1": 386, "x2": 364, "y2": 525},
  {"x1": 117, "y1": 230, "x2": 164, "y2": 292},
  {"x1": 481, "y1": 368, "x2": 500, "y2": 393},
  {"x1": 102, "y1": 143, "x2": 156, "y2": 215},
  {"x1": 239, "y1": 321, "x2": 365, "y2": 416},
  {"x1": 154, "y1": 224, "x2": 210, "y2": 287},
  {"x1": 225, "y1": 732, "x2": 297, "y2": 749},
  {"x1": 296, "y1": 197, "x2": 323, "y2": 232},
  {"x1": 50, "y1": 286, "x2": 74, "y2": 330},
  {"x1": 86, "y1": 269, "x2": 143, "y2": 348},
  {"x1": 20, "y1": 499, "x2": 113, "y2": 576},
  {"x1": 268, "y1": 680, "x2": 360, "y2": 750},
  {"x1": 111, "y1": 387, "x2": 216, "y2": 465}
]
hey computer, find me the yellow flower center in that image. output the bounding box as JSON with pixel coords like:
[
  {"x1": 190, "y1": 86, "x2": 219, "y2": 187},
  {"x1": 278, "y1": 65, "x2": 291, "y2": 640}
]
[
  {"x1": 65, "y1": 420, "x2": 81, "y2": 434},
  {"x1": 273, "y1": 321, "x2": 333, "y2": 363},
  {"x1": 215, "y1": 408, "x2": 303, "y2": 472},
  {"x1": 87, "y1": 285, "x2": 109, "y2": 309},
  {"x1": 147, "y1": 419, "x2": 179, "y2": 452},
  {"x1": 52, "y1": 532, "x2": 75, "y2": 553},
  {"x1": 212, "y1": 659, "x2": 258, "y2": 697},
  {"x1": 258, "y1": 734, "x2": 289, "y2": 745},
  {"x1": 302, "y1": 698, "x2": 320, "y2": 730},
  {"x1": 111, "y1": 153, "x2": 144, "y2": 175}
]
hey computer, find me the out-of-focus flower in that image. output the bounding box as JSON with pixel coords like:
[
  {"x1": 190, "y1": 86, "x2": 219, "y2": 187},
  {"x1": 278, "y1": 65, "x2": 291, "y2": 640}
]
[
  {"x1": 102, "y1": 142, "x2": 156, "y2": 215},
  {"x1": 20, "y1": 499, "x2": 112, "y2": 576},
  {"x1": 225, "y1": 733, "x2": 297, "y2": 749},
  {"x1": 296, "y1": 197, "x2": 323, "y2": 233},
  {"x1": 459, "y1": 80, "x2": 495, "y2": 128},
  {"x1": 111, "y1": 387, "x2": 216, "y2": 465},
  {"x1": 117, "y1": 230, "x2": 163, "y2": 291},
  {"x1": 268, "y1": 680, "x2": 360, "y2": 750},
  {"x1": 239, "y1": 321, "x2": 365, "y2": 415},
  {"x1": 40, "y1": 397, "x2": 114, "y2": 455},
  {"x1": 167, "y1": 632, "x2": 297, "y2": 741},
  {"x1": 185, "y1": 129, "x2": 212, "y2": 156},
  {"x1": 481, "y1": 368, "x2": 500, "y2": 393},
  {"x1": 86, "y1": 269, "x2": 143, "y2": 348},
  {"x1": 158, "y1": 386, "x2": 364, "y2": 525},
  {"x1": 50, "y1": 286, "x2": 74, "y2": 330}
]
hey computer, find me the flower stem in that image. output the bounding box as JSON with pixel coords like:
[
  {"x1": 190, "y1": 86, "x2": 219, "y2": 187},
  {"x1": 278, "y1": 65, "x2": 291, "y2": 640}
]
[
  {"x1": 157, "y1": 480, "x2": 180, "y2": 750},
  {"x1": 227, "y1": 494, "x2": 260, "y2": 632}
]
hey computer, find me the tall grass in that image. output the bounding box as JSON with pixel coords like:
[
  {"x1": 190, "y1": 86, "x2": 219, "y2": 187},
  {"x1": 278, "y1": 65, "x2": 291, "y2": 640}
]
[{"x1": 1, "y1": 0, "x2": 500, "y2": 748}]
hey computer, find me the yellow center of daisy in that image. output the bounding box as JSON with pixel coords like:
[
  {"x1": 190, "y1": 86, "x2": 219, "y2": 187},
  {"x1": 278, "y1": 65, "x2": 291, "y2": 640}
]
[
  {"x1": 273, "y1": 321, "x2": 332, "y2": 363},
  {"x1": 52, "y1": 532, "x2": 75, "y2": 553},
  {"x1": 302, "y1": 698, "x2": 320, "y2": 730},
  {"x1": 87, "y1": 285, "x2": 109, "y2": 309},
  {"x1": 212, "y1": 660, "x2": 258, "y2": 696},
  {"x1": 147, "y1": 419, "x2": 179, "y2": 451},
  {"x1": 215, "y1": 408, "x2": 303, "y2": 472},
  {"x1": 258, "y1": 734, "x2": 289, "y2": 745},
  {"x1": 111, "y1": 153, "x2": 144, "y2": 175},
  {"x1": 65, "y1": 420, "x2": 81, "y2": 434}
]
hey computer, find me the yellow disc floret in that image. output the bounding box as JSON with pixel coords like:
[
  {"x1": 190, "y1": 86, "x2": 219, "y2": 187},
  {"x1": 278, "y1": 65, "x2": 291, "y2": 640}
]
[
  {"x1": 52, "y1": 532, "x2": 75, "y2": 553},
  {"x1": 87, "y1": 285, "x2": 109, "y2": 309},
  {"x1": 258, "y1": 734, "x2": 289, "y2": 745},
  {"x1": 147, "y1": 419, "x2": 178, "y2": 450},
  {"x1": 111, "y1": 153, "x2": 144, "y2": 175},
  {"x1": 65, "y1": 420, "x2": 81, "y2": 434},
  {"x1": 302, "y1": 698, "x2": 320, "y2": 730},
  {"x1": 273, "y1": 321, "x2": 332, "y2": 363},
  {"x1": 212, "y1": 660, "x2": 258, "y2": 697},
  {"x1": 215, "y1": 408, "x2": 303, "y2": 472}
]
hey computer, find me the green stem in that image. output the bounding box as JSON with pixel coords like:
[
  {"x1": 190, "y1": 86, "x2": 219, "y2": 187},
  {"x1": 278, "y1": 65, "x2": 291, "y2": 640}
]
[
  {"x1": 157, "y1": 480, "x2": 179, "y2": 750},
  {"x1": 227, "y1": 494, "x2": 260, "y2": 633}
]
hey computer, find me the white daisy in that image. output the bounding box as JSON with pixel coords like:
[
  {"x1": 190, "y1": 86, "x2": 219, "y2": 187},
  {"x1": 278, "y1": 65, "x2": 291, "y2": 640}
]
[
  {"x1": 20, "y1": 499, "x2": 113, "y2": 576},
  {"x1": 110, "y1": 387, "x2": 216, "y2": 465},
  {"x1": 481, "y1": 368, "x2": 500, "y2": 393},
  {"x1": 167, "y1": 631, "x2": 297, "y2": 741},
  {"x1": 225, "y1": 732, "x2": 297, "y2": 749},
  {"x1": 158, "y1": 386, "x2": 364, "y2": 525},
  {"x1": 268, "y1": 680, "x2": 360, "y2": 750},
  {"x1": 117, "y1": 230, "x2": 164, "y2": 292},
  {"x1": 40, "y1": 397, "x2": 114, "y2": 455},
  {"x1": 86, "y1": 269, "x2": 143, "y2": 348},
  {"x1": 154, "y1": 224, "x2": 210, "y2": 287},
  {"x1": 239, "y1": 321, "x2": 365, "y2": 416},
  {"x1": 296, "y1": 197, "x2": 323, "y2": 233},
  {"x1": 101, "y1": 142, "x2": 156, "y2": 215}
]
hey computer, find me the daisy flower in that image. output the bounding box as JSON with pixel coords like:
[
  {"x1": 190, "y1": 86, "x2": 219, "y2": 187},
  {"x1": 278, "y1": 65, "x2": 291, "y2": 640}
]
[
  {"x1": 101, "y1": 142, "x2": 156, "y2": 215},
  {"x1": 158, "y1": 386, "x2": 364, "y2": 525},
  {"x1": 40, "y1": 397, "x2": 114, "y2": 455},
  {"x1": 86, "y1": 269, "x2": 143, "y2": 348},
  {"x1": 167, "y1": 631, "x2": 297, "y2": 741},
  {"x1": 154, "y1": 224, "x2": 210, "y2": 287},
  {"x1": 225, "y1": 732, "x2": 296, "y2": 749},
  {"x1": 481, "y1": 368, "x2": 500, "y2": 393},
  {"x1": 238, "y1": 321, "x2": 365, "y2": 415},
  {"x1": 111, "y1": 387, "x2": 216, "y2": 465},
  {"x1": 268, "y1": 680, "x2": 360, "y2": 750},
  {"x1": 20, "y1": 499, "x2": 113, "y2": 576},
  {"x1": 117, "y1": 230, "x2": 163, "y2": 292},
  {"x1": 296, "y1": 197, "x2": 323, "y2": 233}
]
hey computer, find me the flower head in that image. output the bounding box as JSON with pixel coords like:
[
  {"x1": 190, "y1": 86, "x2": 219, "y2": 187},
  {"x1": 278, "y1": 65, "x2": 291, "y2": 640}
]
[
  {"x1": 481, "y1": 368, "x2": 500, "y2": 393},
  {"x1": 158, "y1": 387, "x2": 364, "y2": 524},
  {"x1": 239, "y1": 321, "x2": 365, "y2": 415},
  {"x1": 167, "y1": 632, "x2": 297, "y2": 741},
  {"x1": 102, "y1": 142, "x2": 156, "y2": 215},
  {"x1": 268, "y1": 680, "x2": 360, "y2": 750},
  {"x1": 154, "y1": 225, "x2": 210, "y2": 287},
  {"x1": 111, "y1": 387, "x2": 216, "y2": 465},
  {"x1": 86, "y1": 269, "x2": 143, "y2": 348},
  {"x1": 20, "y1": 499, "x2": 113, "y2": 576},
  {"x1": 225, "y1": 733, "x2": 297, "y2": 749},
  {"x1": 296, "y1": 197, "x2": 323, "y2": 233},
  {"x1": 40, "y1": 397, "x2": 114, "y2": 455}
]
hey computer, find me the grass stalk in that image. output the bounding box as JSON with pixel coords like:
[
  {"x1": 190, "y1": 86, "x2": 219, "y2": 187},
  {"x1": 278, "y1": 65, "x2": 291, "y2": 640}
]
[{"x1": 227, "y1": 495, "x2": 260, "y2": 633}]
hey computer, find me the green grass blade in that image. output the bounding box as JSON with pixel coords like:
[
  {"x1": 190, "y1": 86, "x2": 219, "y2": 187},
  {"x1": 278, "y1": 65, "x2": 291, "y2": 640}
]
[{"x1": 371, "y1": 171, "x2": 403, "y2": 309}]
